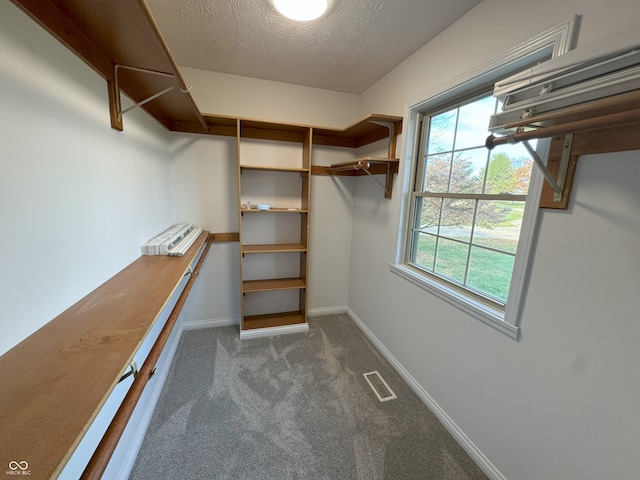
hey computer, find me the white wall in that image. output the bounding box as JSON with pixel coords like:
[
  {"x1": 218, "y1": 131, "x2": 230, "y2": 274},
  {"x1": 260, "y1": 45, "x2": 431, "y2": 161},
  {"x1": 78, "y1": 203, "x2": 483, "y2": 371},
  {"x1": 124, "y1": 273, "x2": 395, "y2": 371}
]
[
  {"x1": 350, "y1": 0, "x2": 640, "y2": 479},
  {"x1": 182, "y1": 67, "x2": 361, "y2": 128},
  {"x1": 0, "y1": 3, "x2": 176, "y2": 355}
]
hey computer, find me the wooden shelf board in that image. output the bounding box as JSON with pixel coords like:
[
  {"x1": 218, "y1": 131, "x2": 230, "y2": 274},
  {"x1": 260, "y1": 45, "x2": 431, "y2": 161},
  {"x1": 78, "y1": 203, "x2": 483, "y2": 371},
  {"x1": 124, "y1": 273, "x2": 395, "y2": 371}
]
[
  {"x1": 312, "y1": 114, "x2": 403, "y2": 148},
  {"x1": 11, "y1": 0, "x2": 206, "y2": 133},
  {"x1": 243, "y1": 311, "x2": 306, "y2": 330},
  {"x1": 243, "y1": 277, "x2": 306, "y2": 293},
  {"x1": 240, "y1": 118, "x2": 310, "y2": 143},
  {"x1": 202, "y1": 114, "x2": 238, "y2": 137},
  {"x1": 0, "y1": 231, "x2": 209, "y2": 479},
  {"x1": 240, "y1": 165, "x2": 309, "y2": 173},
  {"x1": 243, "y1": 243, "x2": 307, "y2": 254},
  {"x1": 241, "y1": 208, "x2": 308, "y2": 214},
  {"x1": 203, "y1": 113, "x2": 403, "y2": 147}
]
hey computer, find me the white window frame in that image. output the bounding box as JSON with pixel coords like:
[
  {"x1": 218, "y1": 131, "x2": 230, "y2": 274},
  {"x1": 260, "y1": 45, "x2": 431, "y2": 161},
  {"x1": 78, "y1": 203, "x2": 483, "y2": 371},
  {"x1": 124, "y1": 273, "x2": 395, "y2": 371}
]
[{"x1": 390, "y1": 17, "x2": 579, "y2": 340}]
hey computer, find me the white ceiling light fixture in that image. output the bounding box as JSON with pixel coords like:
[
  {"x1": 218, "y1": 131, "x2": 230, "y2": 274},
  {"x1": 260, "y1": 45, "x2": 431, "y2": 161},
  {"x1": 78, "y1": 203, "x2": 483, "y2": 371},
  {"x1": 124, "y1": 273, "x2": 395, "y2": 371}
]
[{"x1": 273, "y1": 0, "x2": 329, "y2": 21}]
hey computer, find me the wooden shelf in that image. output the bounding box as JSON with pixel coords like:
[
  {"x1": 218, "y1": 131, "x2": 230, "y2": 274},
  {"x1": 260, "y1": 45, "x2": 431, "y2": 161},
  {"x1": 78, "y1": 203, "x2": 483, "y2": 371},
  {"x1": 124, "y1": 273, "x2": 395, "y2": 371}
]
[
  {"x1": 205, "y1": 113, "x2": 403, "y2": 147},
  {"x1": 12, "y1": 2, "x2": 404, "y2": 145},
  {"x1": 313, "y1": 114, "x2": 403, "y2": 148},
  {"x1": 0, "y1": 231, "x2": 209, "y2": 479},
  {"x1": 241, "y1": 208, "x2": 308, "y2": 213},
  {"x1": 11, "y1": 0, "x2": 207, "y2": 133},
  {"x1": 243, "y1": 277, "x2": 306, "y2": 293},
  {"x1": 243, "y1": 311, "x2": 306, "y2": 330},
  {"x1": 242, "y1": 243, "x2": 307, "y2": 254},
  {"x1": 240, "y1": 165, "x2": 309, "y2": 173}
]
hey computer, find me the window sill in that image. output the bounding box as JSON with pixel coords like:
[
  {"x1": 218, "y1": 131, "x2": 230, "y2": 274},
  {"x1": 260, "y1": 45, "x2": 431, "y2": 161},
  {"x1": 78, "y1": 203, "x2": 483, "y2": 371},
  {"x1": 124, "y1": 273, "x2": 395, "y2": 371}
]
[{"x1": 389, "y1": 263, "x2": 521, "y2": 340}]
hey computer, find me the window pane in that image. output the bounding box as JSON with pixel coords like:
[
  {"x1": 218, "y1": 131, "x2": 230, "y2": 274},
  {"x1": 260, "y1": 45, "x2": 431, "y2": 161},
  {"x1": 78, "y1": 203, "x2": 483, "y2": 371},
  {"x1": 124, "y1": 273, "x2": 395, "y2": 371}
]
[
  {"x1": 434, "y1": 238, "x2": 468, "y2": 284},
  {"x1": 424, "y1": 153, "x2": 452, "y2": 192},
  {"x1": 416, "y1": 196, "x2": 442, "y2": 233},
  {"x1": 491, "y1": 144, "x2": 534, "y2": 194},
  {"x1": 473, "y1": 200, "x2": 524, "y2": 254},
  {"x1": 466, "y1": 246, "x2": 515, "y2": 303},
  {"x1": 413, "y1": 232, "x2": 437, "y2": 270},
  {"x1": 485, "y1": 144, "x2": 534, "y2": 194},
  {"x1": 427, "y1": 110, "x2": 457, "y2": 154},
  {"x1": 454, "y1": 96, "x2": 496, "y2": 151},
  {"x1": 440, "y1": 199, "x2": 475, "y2": 242},
  {"x1": 451, "y1": 149, "x2": 488, "y2": 194}
]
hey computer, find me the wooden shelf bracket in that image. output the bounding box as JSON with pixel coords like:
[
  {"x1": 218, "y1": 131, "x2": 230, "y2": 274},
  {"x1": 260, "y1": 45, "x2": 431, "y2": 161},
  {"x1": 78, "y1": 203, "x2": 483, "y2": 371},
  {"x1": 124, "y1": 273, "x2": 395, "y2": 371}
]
[{"x1": 522, "y1": 134, "x2": 573, "y2": 203}]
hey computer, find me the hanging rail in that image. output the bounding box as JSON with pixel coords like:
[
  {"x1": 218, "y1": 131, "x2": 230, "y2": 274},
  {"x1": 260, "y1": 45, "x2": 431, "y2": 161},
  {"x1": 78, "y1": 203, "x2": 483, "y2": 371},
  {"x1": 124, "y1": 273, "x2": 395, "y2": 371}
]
[
  {"x1": 326, "y1": 158, "x2": 399, "y2": 198},
  {"x1": 485, "y1": 106, "x2": 640, "y2": 202}
]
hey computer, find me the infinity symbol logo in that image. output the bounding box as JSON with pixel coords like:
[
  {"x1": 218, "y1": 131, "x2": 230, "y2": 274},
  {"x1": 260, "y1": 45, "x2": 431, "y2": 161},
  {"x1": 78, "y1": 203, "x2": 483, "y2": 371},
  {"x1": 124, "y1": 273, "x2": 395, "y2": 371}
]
[{"x1": 8, "y1": 461, "x2": 29, "y2": 470}]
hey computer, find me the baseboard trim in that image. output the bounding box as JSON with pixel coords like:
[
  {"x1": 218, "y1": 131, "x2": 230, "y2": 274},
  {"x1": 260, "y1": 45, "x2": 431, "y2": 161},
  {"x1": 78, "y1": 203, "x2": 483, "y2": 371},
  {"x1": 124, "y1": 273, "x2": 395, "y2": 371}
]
[
  {"x1": 308, "y1": 305, "x2": 348, "y2": 317},
  {"x1": 182, "y1": 316, "x2": 239, "y2": 331},
  {"x1": 345, "y1": 307, "x2": 506, "y2": 480}
]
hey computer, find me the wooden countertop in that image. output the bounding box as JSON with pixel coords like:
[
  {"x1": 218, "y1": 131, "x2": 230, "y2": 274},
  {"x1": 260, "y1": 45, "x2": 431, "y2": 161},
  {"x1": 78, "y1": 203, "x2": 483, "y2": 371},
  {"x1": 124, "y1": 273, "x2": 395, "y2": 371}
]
[{"x1": 0, "y1": 231, "x2": 209, "y2": 479}]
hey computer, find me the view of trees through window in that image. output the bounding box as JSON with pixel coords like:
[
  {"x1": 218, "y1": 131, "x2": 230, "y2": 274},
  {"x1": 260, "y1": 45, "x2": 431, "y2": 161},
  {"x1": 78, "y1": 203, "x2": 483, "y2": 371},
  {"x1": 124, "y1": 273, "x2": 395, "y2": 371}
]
[{"x1": 410, "y1": 94, "x2": 534, "y2": 304}]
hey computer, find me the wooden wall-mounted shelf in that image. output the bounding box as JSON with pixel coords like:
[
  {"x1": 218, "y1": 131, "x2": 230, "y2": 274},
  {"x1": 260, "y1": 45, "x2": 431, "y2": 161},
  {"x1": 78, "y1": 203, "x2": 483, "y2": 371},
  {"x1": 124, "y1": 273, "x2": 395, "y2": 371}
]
[
  {"x1": 204, "y1": 113, "x2": 403, "y2": 148},
  {"x1": 0, "y1": 232, "x2": 210, "y2": 479},
  {"x1": 312, "y1": 114, "x2": 403, "y2": 148},
  {"x1": 312, "y1": 158, "x2": 400, "y2": 199},
  {"x1": 11, "y1": 0, "x2": 207, "y2": 133}
]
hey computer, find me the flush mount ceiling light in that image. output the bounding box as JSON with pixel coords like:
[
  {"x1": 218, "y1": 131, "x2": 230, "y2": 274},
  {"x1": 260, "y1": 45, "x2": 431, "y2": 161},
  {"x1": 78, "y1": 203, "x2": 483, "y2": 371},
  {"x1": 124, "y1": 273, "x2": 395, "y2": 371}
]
[{"x1": 273, "y1": 0, "x2": 328, "y2": 21}]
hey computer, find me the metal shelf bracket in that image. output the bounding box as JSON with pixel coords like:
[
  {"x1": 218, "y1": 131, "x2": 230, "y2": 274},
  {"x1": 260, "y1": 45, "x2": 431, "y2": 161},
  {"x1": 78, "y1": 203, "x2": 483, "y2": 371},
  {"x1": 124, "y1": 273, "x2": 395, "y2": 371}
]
[
  {"x1": 111, "y1": 64, "x2": 192, "y2": 125},
  {"x1": 369, "y1": 120, "x2": 397, "y2": 158},
  {"x1": 512, "y1": 133, "x2": 574, "y2": 203}
]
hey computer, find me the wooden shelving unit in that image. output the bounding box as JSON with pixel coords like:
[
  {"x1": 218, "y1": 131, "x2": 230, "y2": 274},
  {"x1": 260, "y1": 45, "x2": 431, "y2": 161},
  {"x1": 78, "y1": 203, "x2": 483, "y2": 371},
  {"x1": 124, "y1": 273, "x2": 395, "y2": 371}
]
[{"x1": 237, "y1": 120, "x2": 312, "y2": 338}]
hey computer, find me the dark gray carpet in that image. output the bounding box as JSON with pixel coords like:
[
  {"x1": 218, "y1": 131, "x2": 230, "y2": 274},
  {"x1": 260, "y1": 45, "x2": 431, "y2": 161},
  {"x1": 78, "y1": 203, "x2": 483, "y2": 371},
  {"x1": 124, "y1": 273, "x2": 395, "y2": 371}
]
[{"x1": 130, "y1": 314, "x2": 488, "y2": 479}]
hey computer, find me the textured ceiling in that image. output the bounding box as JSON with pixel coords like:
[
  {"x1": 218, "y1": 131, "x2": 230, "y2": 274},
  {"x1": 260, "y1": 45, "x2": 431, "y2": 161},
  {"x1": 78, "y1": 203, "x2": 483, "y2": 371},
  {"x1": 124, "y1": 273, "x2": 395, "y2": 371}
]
[{"x1": 146, "y1": 0, "x2": 483, "y2": 94}]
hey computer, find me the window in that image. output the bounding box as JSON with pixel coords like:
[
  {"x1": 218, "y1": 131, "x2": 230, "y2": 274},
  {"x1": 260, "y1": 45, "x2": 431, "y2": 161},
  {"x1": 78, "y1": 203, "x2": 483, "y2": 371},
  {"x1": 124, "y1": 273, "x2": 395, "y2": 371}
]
[
  {"x1": 391, "y1": 17, "x2": 579, "y2": 339},
  {"x1": 408, "y1": 94, "x2": 533, "y2": 306}
]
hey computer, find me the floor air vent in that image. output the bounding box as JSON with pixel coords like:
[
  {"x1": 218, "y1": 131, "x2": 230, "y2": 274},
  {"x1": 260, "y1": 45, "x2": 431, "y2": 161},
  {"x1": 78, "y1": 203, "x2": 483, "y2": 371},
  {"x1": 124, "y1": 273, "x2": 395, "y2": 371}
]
[{"x1": 363, "y1": 371, "x2": 397, "y2": 402}]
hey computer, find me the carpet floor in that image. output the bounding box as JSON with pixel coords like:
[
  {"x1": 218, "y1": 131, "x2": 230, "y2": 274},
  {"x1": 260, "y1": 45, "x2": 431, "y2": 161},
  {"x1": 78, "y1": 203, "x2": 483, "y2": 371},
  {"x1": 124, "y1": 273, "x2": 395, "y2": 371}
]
[{"x1": 130, "y1": 314, "x2": 488, "y2": 479}]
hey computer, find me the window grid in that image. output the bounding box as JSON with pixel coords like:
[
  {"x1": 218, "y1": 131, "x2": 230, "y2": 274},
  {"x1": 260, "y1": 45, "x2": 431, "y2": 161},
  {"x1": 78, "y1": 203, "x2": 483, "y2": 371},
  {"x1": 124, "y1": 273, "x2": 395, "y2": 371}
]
[{"x1": 408, "y1": 93, "x2": 531, "y2": 306}]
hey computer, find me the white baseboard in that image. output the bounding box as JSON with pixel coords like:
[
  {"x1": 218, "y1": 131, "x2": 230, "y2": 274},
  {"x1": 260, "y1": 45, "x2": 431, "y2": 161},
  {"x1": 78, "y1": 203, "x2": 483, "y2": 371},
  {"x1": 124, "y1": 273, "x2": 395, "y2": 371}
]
[
  {"x1": 182, "y1": 316, "x2": 239, "y2": 331},
  {"x1": 344, "y1": 307, "x2": 506, "y2": 480},
  {"x1": 308, "y1": 305, "x2": 348, "y2": 317}
]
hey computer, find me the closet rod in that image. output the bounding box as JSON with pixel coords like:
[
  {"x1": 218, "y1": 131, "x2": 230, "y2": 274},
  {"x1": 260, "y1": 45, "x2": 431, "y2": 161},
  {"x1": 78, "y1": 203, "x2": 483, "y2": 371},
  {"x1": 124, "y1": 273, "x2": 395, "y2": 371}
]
[
  {"x1": 326, "y1": 159, "x2": 397, "y2": 198},
  {"x1": 485, "y1": 107, "x2": 640, "y2": 150},
  {"x1": 327, "y1": 160, "x2": 371, "y2": 173},
  {"x1": 80, "y1": 236, "x2": 212, "y2": 480},
  {"x1": 486, "y1": 106, "x2": 640, "y2": 202}
]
